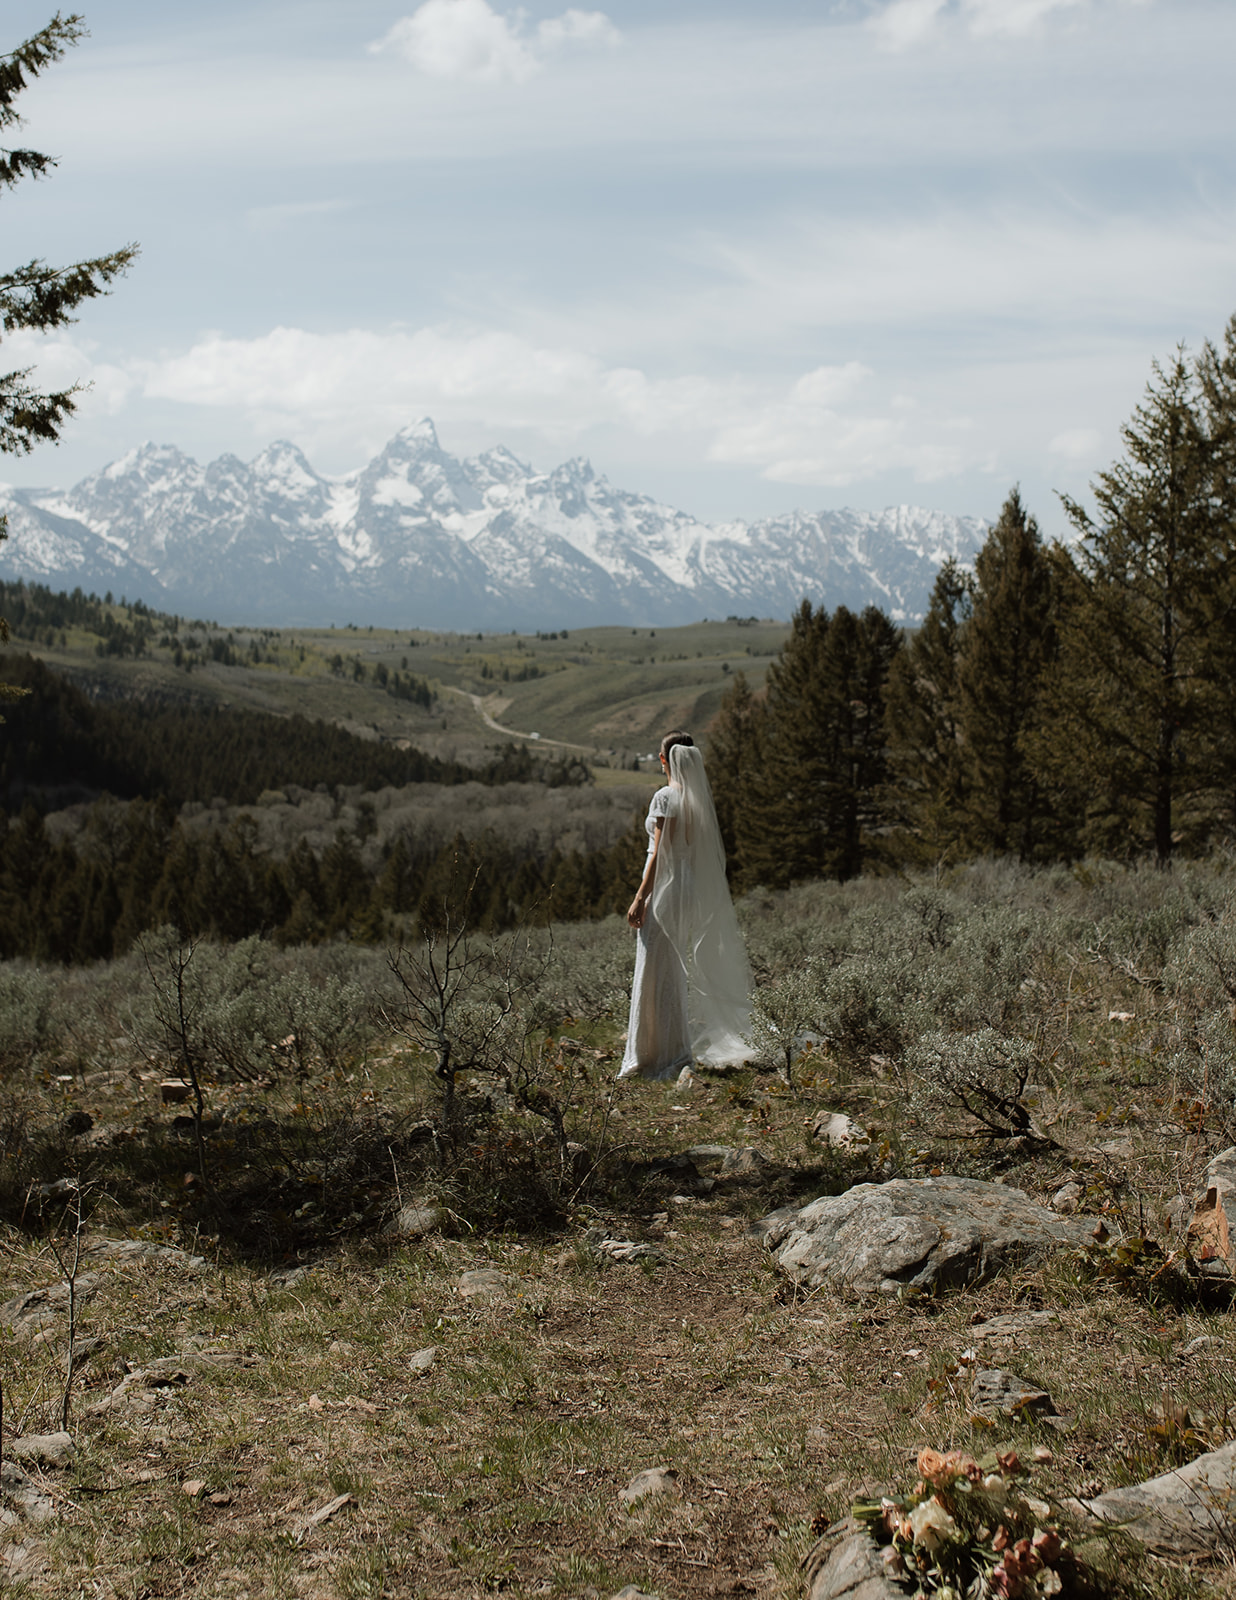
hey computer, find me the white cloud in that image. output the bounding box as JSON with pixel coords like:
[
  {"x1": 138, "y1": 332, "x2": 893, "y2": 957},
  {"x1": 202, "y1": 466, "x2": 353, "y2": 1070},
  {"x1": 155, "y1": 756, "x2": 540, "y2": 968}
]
[
  {"x1": 370, "y1": 0, "x2": 617, "y2": 84},
  {"x1": 871, "y1": 0, "x2": 1144, "y2": 47},
  {"x1": 122, "y1": 323, "x2": 983, "y2": 490},
  {"x1": 1048, "y1": 426, "x2": 1101, "y2": 459}
]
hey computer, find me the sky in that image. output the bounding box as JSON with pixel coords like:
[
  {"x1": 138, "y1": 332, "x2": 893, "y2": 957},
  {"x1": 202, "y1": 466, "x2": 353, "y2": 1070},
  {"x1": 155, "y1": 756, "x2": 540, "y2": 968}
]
[{"x1": 2, "y1": 0, "x2": 1235, "y2": 534}]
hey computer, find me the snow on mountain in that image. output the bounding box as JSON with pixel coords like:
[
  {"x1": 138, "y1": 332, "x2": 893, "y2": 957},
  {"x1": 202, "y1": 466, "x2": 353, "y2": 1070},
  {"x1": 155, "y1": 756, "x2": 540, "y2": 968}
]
[{"x1": 0, "y1": 420, "x2": 988, "y2": 628}]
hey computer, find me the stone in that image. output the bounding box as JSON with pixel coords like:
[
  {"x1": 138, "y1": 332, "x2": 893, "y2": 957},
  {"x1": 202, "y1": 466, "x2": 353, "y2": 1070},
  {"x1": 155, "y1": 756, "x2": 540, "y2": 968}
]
[
  {"x1": 759, "y1": 1177, "x2": 1100, "y2": 1296},
  {"x1": 384, "y1": 1201, "x2": 443, "y2": 1240},
  {"x1": 86, "y1": 1238, "x2": 208, "y2": 1272},
  {"x1": 720, "y1": 1146, "x2": 770, "y2": 1176},
  {"x1": 1068, "y1": 1440, "x2": 1236, "y2": 1556},
  {"x1": 1181, "y1": 1334, "x2": 1226, "y2": 1357},
  {"x1": 0, "y1": 1273, "x2": 102, "y2": 1333},
  {"x1": 968, "y1": 1367, "x2": 1057, "y2": 1421},
  {"x1": 808, "y1": 1527, "x2": 910, "y2": 1600},
  {"x1": 1187, "y1": 1146, "x2": 1236, "y2": 1283},
  {"x1": 1051, "y1": 1181, "x2": 1083, "y2": 1215},
  {"x1": 812, "y1": 1112, "x2": 871, "y2": 1155},
  {"x1": 161, "y1": 1078, "x2": 193, "y2": 1103},
  {"x1": 609, "y1": 1589, "x2": 661, "y2": 1600},
  {"x1": 585, "y1": 1229, "x2": 672, "y2": 1265},
  {"x1": 457, "y1": 1268, "x2": 514, "y2": 1303},
  {"x1": 6, "y1": 1434, "x2": 75, "y2": 1470},
  {"x1": 0, "y1": 1462, "x2": 55, "y2": 1527},
  {"x1": 967, "y1": 1309, "x2": 1062, "y2": 1342},
  {"x1": 685, "y1": 1144, "x2": 734, "y2": 1172},
  {"x1": 619, "y1": 1467, "x2": 680, "y2": 1507},
  {"x1": 409, "y1": 1346, "x2": 437, "y2": 1373}
]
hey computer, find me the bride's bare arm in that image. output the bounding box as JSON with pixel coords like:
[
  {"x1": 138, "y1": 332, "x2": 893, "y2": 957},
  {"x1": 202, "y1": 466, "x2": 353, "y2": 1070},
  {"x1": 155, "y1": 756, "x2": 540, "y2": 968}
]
[{"x1": 627, "y1": 816, "x2": 666, "y2": 929}]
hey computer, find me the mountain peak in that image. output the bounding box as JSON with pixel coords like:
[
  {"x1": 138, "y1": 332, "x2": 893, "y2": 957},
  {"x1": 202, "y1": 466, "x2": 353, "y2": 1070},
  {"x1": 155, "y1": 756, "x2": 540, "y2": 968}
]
[
  {"x1": 393, "y1": 418, "x2": 440, "y2": 449},
  {"x1": 0, "y1": 426, "x2": 988, "y2": 629}
]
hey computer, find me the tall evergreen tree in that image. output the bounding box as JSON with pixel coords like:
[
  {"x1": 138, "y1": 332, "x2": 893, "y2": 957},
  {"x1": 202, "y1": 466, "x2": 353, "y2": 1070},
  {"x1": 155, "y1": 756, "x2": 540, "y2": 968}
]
[
  {"x1": 1, "y1": 15, "x2": 137, "y2": 711},
  {"x1": 883, "y1": 558, "x2": 972, "y2": 864},
  {"x1": 957, "y1": 489, "x2": 1063, "y2": 860},
  {"x1": 1195, "y1": 314, "x2": 1236, "y2": 835},
  {"x1": 1026, "y1": 348, "x2": 1235, "y2": 865},
  {"x1": 705, "y1": 670, "x2": 764, "y2": 871},
  {"x1": 736, "y1": 602, "x2": 900, "y2": 888}
]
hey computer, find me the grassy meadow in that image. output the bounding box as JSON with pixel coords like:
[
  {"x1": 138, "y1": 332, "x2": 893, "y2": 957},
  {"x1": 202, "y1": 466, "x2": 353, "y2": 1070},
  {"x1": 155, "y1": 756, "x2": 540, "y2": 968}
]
[
  {"x1": 11, "y1": 603, "x2": 789, "y2": 772},
  {"x1": 3, "y1": 860, "x2": 1236, "y2": 1598}
]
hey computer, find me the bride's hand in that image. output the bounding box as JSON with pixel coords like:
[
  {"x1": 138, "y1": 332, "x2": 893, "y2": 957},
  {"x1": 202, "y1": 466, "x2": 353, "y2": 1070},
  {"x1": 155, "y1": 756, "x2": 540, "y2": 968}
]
[{"x1": 627, "y1": 894, "x2": 646, "y2": 928}]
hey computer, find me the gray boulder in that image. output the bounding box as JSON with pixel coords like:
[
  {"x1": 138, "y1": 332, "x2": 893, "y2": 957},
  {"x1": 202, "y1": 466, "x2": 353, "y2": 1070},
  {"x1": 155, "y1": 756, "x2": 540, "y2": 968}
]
[
  {"x1": 808, "y1": 1527, "x2": 910, "y2": 1599},
  {"x1": 1187, "y1": 1146, "x2": 1236, "y2": 1285},
  {"x1": 1069, "y1": 1440, "x2": 1236, "y2": 1556},
  {"x1": 760, "y1": 1177, "x2": 1099, "y2": 1295},
  {"x1": 6, "y1": 1434, "x2": 75, "y2": 1470},
  {"x1": 619, "y1": 1467, "x2": 680, "y2": 1507}
]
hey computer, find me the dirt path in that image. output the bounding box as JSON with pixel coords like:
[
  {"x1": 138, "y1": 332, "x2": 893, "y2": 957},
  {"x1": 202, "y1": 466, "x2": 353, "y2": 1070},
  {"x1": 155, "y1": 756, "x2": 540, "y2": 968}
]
[{"x1": 445, "y1": 685, "x2": 595, "y2": 755}]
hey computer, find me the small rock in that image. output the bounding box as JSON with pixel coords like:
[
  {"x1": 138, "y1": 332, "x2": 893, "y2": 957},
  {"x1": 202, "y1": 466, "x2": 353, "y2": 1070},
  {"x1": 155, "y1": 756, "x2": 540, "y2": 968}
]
[
  {"x1": 0, "y1": 1462, "x2": 55, "y2": 1526},
  {"x1": 720, "y1": 1146, "x2": 770, "y2": 1176},
  {"x1": 86, "y1": 1239, "x2": 208, "y2": 1272},
  {"x1": 969, "y1": 1366, "x2": 1058, "y2": 1421},
  {"x1": 0, "y1": 1274, "x2": 102, "y2": 1333},
  {"x1": 619, "y1": 1467, "x2": 680, "y2": 1507},
  {"x1": 1187, "y1": 1146, "x2": 1236, "y2": 1280},
  {"x1": 1051, "y1": 1181, "x2": 1083, "y2": 1215},
  {"x1": 408, "y1": 1346, "x2": 437, "y2": 1373},
  {"x1": 457, "y1": 1268, "x2": 514, "y2": 1303},
  {"x1": 808, "y1": 1523, "x2": 906, "y2": 1600},
  {"x1": 609, "y1": 1588, "x2": 661, "y2": 1600},
  {"x1": 1181, "y1": 1334, "x2": 1227, "y2": 1357},
  {"x1": 968, "y1": 1309, "x2": 1062, "y2": 1341},
  {"x1": 1069, "y1": 1440, "x2": 1236, "y2": 1556},
  {"x1": 684, "y1": 1144, "x2": 734, "y2": 1173},
  {"x1": 182, "y1": 1480, "x2": 207, "y2": 1499},
  {"x1": 760, "y1": 1176, "x2": 1101, "y2": 1296},
  {"x1": 585, "y1": 1230, "x2": 672, "y2": 1265},
  {"x1": 160, "y1": 1079, "x2": 194, "y2": 1104},
  {"x1": 6, "y1": 1434, "x2": 75, "y2": 1470},
  {"x1": 268, "y1": 1265, "x2": 309, "y2": 1287},
  {"x1": 383, "y1": 1200, "x2": 443, "y2": 1240},
  {"x1": 811, "y1": 1111, "x2": 871, "y2": 1154}
]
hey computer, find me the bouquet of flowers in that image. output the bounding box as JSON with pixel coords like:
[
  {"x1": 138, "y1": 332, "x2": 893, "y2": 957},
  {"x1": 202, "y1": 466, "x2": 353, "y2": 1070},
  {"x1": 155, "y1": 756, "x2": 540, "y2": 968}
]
[{"x1": 853, "y1": 1446, "x2": 1093, "y2": 1599}]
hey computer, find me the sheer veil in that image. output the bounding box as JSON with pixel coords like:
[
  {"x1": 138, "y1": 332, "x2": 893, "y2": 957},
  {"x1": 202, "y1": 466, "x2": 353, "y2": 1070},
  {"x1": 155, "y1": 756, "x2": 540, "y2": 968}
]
[{"x1": 650, "y1": 744, "x2": 752, "y2": 1066}]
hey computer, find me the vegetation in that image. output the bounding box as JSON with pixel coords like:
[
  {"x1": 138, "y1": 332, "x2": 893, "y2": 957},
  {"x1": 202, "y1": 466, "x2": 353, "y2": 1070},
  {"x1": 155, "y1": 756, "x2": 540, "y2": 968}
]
[
  {"x1": 1, "y1": 860, "x2": 1235, "y2": 1595},
  {"x1": 1, "y1": 12, "x2": 137, "y2": 718},
  {"x1": 713, "y1": 322, "x2": 1236, "y2": 879}
]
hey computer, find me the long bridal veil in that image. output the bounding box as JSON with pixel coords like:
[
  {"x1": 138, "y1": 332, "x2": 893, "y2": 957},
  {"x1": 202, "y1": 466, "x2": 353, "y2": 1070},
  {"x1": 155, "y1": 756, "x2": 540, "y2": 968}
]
[{"x1": 650, "y1": 743, "x2": 752, "y2": 1066}]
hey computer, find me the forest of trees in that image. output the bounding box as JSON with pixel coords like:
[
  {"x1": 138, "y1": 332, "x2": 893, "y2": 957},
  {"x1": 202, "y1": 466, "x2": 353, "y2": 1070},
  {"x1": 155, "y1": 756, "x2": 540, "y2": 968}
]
[
  {"x1": 709, "y1": 322, "x2": 1236, "y2": 885},
  {"x1": 2, "y1": 323, "x2": 1235, "y2": 962}
]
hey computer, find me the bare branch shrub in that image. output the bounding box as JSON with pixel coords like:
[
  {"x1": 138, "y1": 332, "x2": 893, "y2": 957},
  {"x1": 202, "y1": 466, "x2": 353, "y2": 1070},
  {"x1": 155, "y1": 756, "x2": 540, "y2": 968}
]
[{"x1": 909, "y1": 1027, "x2": 1045, "y2": 1141}]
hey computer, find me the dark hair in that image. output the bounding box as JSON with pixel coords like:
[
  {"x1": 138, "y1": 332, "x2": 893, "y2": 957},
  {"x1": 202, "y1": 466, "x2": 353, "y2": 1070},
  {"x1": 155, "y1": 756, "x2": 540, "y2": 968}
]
[{"x1": 659, "y1": 729, "x2": 694, "y2": 762}]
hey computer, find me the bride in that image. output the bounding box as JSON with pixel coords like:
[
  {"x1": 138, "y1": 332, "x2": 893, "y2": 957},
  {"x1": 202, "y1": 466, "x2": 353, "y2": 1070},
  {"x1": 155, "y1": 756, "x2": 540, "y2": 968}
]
[{"x1": 618, "y1": 730, "x2": 752, "y2": 1080}]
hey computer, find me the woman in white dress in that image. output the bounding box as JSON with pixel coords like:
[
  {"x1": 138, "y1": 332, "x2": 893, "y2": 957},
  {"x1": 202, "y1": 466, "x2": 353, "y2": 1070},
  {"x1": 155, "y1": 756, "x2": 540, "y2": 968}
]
[{"x1": 618, "y1": 731, "x2": 752, "y2": 1080}]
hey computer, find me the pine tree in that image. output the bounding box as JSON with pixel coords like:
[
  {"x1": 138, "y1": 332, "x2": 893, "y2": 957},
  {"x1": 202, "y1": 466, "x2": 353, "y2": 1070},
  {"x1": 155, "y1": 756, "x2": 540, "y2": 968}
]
[
  {"x1": 705, "y1": 670, "x2": 764, "y2": 870},
  {"x1": 883, "y1": 558, "x2": 972, "y2": 864},
  {"x1": 1195, "y1": 314, "x2": 1236, "y2": 836},
  {"x1": 1027, "y1": 348, "x2": 1235, "y2": 865},
  {"x1": 1, "y1": 15, "x2": 137, "y2": 712},
  {"x1": 735, "y1": 602, "x2": 900, "y2": 888},
  {"x1": 957, "y1": 489, "x2": 1063, "y2": 860}
]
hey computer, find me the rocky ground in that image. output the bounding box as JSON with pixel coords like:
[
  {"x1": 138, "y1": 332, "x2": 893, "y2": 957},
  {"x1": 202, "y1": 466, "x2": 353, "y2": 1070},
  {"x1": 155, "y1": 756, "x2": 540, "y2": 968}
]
[{"x1": 3, "y1": 1084, "x2": 1235, "y2": 1600}]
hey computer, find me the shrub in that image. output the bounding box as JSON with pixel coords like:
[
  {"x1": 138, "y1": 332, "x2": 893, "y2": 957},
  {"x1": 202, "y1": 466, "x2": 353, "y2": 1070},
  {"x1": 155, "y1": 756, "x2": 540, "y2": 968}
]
[{"x1": 909, "y1": 1027, "x2": 1042, "y2": 1140}]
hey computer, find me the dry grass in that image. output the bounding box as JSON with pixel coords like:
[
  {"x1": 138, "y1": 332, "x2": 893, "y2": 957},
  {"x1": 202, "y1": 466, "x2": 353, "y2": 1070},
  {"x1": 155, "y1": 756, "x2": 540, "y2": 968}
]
[
  {"x1": 3, "y1": 1063, "x2": 1236, "y2": 1599},
  {"x1": 6, "y1": 860, "x2": 1236, "y2": 1597}
]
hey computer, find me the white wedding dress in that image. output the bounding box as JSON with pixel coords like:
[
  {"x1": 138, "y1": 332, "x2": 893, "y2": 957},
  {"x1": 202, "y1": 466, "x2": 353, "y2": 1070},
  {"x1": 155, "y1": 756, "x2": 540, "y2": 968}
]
[{"x1": 618, "y1": 747, "x2": 752, "y2": 1080}]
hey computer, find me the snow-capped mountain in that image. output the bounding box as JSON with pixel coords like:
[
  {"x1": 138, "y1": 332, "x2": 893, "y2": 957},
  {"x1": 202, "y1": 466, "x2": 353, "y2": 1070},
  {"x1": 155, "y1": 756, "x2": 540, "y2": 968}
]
[{"x1": 0, "y1": 420, "x2": 988, "y2": 628}]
